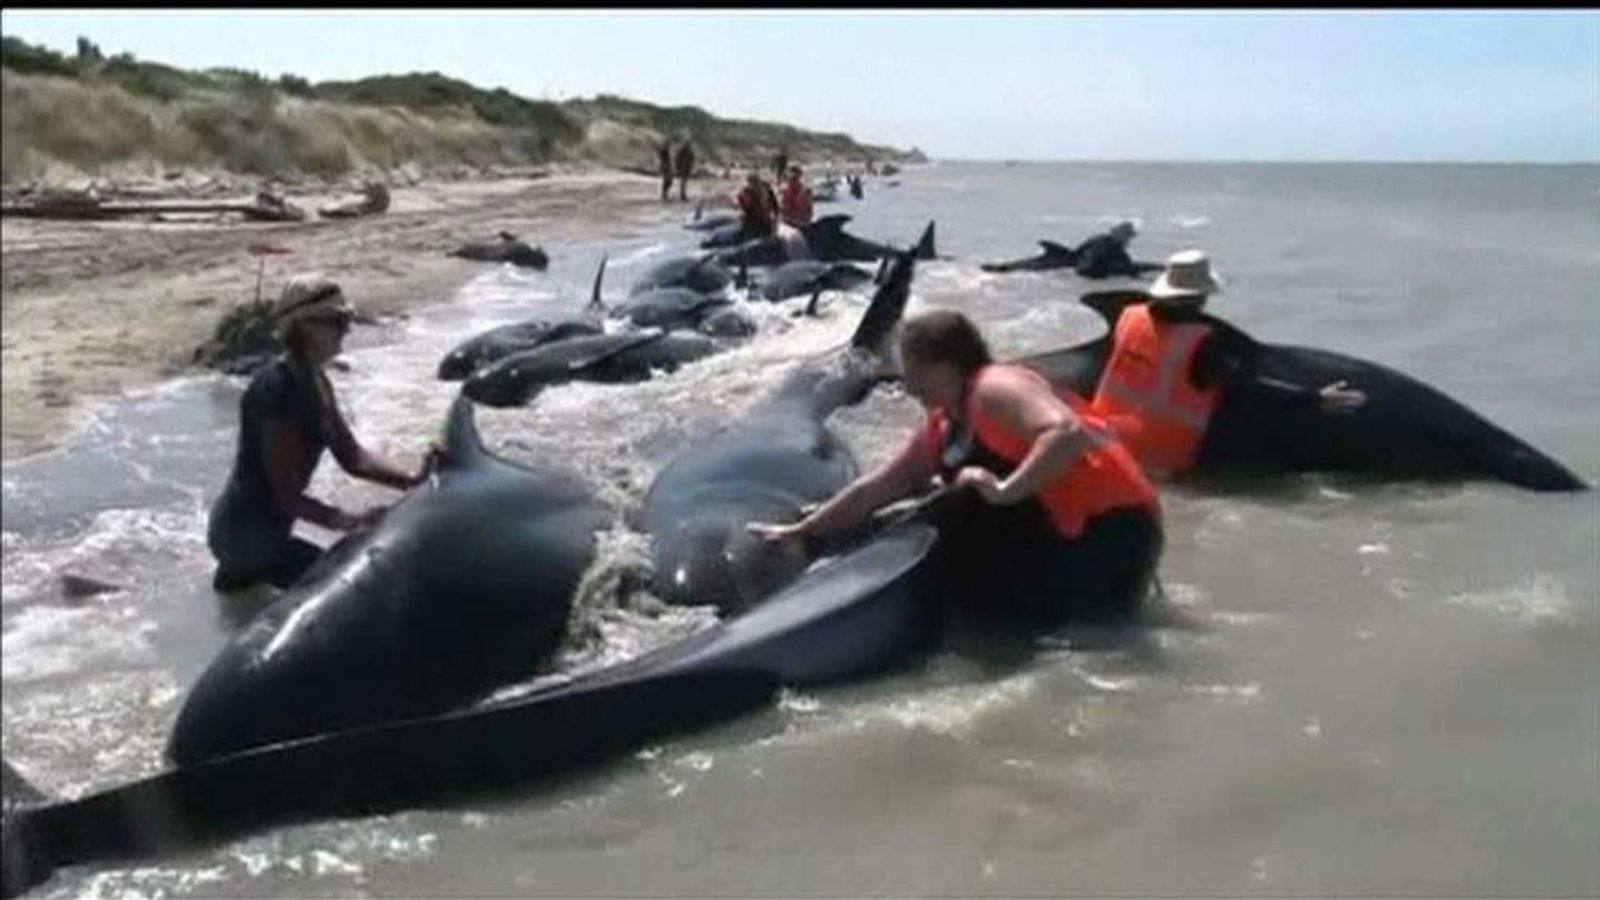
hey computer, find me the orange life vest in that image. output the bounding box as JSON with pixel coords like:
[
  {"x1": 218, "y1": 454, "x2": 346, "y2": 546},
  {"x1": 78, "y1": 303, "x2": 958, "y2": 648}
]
[
  {"x1": 779, "y1": 178, "x2": 813, "y2": 226},
  {"x1": 922, "y1": 364, "x2": 1160, "y2": 539},
  {"x1": 1090, "y1": 303, "x2": 1222, "y2": 477}
]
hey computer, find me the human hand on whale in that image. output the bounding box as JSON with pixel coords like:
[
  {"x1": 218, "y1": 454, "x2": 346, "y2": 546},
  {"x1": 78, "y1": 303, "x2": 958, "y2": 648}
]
[{"x1": 1317, "y1": 380, "x2": 1367, "y2": 413}]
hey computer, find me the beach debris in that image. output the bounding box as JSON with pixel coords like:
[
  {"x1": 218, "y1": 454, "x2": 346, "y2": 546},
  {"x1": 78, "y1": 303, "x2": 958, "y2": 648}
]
[
  {"x1": 317, "y1": 182, "x2": 390, "y2": 220},
  {"x1": 59, "y1": 572, "x2": 125, "y2": 600},
  {"x1": 0, "y1": 189, "x2": 306, "y2": 223}
]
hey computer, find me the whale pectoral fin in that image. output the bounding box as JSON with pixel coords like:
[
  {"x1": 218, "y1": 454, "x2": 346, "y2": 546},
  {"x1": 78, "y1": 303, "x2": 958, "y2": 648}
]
[{"x1": 565, "y1": 330, "x2": 670, "y2": 374}]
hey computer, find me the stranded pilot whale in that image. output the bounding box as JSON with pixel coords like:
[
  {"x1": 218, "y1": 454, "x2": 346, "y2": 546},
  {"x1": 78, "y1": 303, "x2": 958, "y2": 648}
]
[
  {"x1": 448, "y1": 231, "x2": 550, "y2": 270},
  {"x1": 1019, "y1": 291, "x2": 1588, "y2": 492},
  {"x1": 165, "y1": 395, "x2": 608, "y2": 766},
  {"x1": 436, "y1": 255, "x2": 610, "y2": 380},
  {"x1": 1, "y1": 514, "x2": 936, "y2": 899},
  {"x1": 637, "y1": 225, "x2": 928, "y2": 613},
  {"x1": 981, "y1": 223, "x2": 1161, "y2": 279},
  {"x1": 714, "y1": 215, "x2": 938, "y2": 268}
]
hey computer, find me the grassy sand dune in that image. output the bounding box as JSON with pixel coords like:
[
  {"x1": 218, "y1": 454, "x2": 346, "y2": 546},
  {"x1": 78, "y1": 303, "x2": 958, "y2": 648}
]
[{"x1": 1, "y1": 37, "x2": 919, "y2": 189}]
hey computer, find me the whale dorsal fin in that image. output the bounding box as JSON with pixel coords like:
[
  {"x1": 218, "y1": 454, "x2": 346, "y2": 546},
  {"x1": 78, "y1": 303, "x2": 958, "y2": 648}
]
[
  {"x1": 1040, "y1": 240, "x2": 1074, "y2": 257},
  {"x1": 913, "y1": 222, "x2": 937, "y2": 259},
  {"x1": 805, "y1": 288, "x2": 824, "y2": 317},
  {"x1": 497, "y1": 230, "x2": 517, "y2": 242},
  {"x1": 588, "y1": 254, "x2": 608, "y2": 314},
  {"x1": 811, "y1": 214, "x2": 852, "y2": 235},
  {"x1": 440, "y1": 394, "x2": 491, "y2": 472},
  {"x1": 850, "y1": 221, "x2": 931, "y2": 353},
  {"x1": 1078, "y1": 290, "x2": 1151, "y2": 332}
]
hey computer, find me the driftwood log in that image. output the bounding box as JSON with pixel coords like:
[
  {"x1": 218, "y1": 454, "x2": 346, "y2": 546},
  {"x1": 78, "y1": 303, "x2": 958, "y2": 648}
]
[{"x1": 1, "y1": 190, "x2": 306, "y2": 222}]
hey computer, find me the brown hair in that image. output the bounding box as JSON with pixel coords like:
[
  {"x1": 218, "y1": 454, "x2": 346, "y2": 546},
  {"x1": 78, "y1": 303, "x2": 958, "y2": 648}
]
[{"x1": 898, "y1": 309, "x2": 992, "y2": 376}]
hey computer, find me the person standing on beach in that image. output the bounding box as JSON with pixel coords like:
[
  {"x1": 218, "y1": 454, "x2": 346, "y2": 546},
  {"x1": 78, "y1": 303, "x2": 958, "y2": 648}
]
[
  {"x1": 674, "y1": 140, "x2": 696, "y2": 202},
  {"x1": 207, "y1": 276, "x2": 435, "y2": 593},
  {"x1": 657, "y1": 141, "x2": 674, "y2": 202},
  {"x1": 772, "y1": 149, "x2": 789, "y2": 182}
]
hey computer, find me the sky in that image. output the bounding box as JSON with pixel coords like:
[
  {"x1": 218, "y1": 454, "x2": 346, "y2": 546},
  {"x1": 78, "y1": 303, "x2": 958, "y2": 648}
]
[{"x1": 3, "y1": 9, "x2": 1597, "y2": 163}]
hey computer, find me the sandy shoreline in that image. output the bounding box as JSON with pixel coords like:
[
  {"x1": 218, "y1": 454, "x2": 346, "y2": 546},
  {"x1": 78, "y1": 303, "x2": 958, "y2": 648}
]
[{"x1": 0, "y1": 169, "x2": 737, "y2": 461}]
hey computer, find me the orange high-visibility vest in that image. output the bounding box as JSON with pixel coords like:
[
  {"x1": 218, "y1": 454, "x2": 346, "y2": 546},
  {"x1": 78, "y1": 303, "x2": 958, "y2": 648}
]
[
  {"x1": 779, "y1": 179, "x2": 813, "y2": 226},
  {"x1": 1090, "y1": 304, "x2": 1221, "y2": 477},
  {"x1": 923, "y1": 364, "x2": 1160, "y2": 539}
]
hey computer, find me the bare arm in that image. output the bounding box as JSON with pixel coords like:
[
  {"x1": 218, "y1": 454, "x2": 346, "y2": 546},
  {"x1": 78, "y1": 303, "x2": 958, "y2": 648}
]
[
  {"x1": 749, "y1": 430, "x2": 934, "y2": 542},
  {"x1": 321, "y1": 377, "x2": 425, "y2": 491},
  {"x1": 954, "y1": 368, "x2": 1095, "y2": 506}
]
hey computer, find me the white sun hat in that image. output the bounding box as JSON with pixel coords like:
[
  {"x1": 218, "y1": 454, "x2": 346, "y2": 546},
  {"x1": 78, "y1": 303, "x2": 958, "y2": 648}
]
[{"x1": 1148, "y1": 249, "x2": 1224, "y2": 300}]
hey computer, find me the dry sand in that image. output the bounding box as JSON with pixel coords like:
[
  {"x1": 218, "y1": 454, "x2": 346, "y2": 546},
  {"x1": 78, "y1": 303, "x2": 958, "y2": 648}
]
[{"x1": 1, "y1": 170, "x2": 738, "y2": 461}]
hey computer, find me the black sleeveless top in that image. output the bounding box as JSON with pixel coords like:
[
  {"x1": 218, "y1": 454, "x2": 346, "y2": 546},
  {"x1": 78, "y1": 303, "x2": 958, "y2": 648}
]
[{"x1": 214, "y1": 358, "x2": 331, "y2": 535}]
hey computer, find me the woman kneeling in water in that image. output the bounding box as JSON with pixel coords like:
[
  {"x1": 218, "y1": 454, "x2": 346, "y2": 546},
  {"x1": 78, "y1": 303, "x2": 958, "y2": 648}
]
[
  {"x1": 208, "y1": 275, "x2": 435, "y2": 592},
  {"x1": 749, "y1": 310, "x2": 1163, "y2": 622}
]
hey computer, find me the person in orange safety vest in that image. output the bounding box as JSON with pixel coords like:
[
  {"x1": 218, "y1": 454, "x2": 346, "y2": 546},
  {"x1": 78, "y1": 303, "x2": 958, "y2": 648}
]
[
  {"x1": 1090, "y1": 249, "x2": 1367, "y2": 480},
  {"x1": 778, "y1": 165, "x2": 814, "y2": 227},
  {"x1": 749, "y1": 310, "x2": 1163, "y2": 624}
]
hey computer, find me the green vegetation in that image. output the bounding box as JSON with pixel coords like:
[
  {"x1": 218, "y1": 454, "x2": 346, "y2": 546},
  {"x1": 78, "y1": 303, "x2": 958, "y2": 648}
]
[{"x1": 0, "y1": 35, "x2": 912, "y2": 185}]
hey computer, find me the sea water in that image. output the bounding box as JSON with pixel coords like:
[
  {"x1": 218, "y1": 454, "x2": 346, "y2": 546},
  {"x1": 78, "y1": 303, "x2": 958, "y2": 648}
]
[{"x1": 3, "y1": 161, "x2": 1596, "y2": 896}]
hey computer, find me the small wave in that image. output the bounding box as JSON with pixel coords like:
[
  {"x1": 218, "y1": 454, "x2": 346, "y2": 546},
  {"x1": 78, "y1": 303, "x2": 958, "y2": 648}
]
[
  {"x1": 1444, "y1": 574, "x2": 1573, "y2": 624},
  {"x1": 1170, "y1": 215, "x2": 1211, "y2": 229},
  {"x1": 611, "y1": 242, "x2": 670, "y2": 268}
]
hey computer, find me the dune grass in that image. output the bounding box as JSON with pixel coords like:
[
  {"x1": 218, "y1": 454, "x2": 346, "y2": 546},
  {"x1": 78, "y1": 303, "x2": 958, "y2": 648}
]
[{"x1": 0, "y1": 35, "x2": 912, "y2": 187}]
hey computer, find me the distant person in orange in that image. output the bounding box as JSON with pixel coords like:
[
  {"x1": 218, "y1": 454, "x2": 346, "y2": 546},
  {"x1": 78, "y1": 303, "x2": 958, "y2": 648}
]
[{"x1": 778, "y1": 165, "x2": 814, "y2": 227}]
